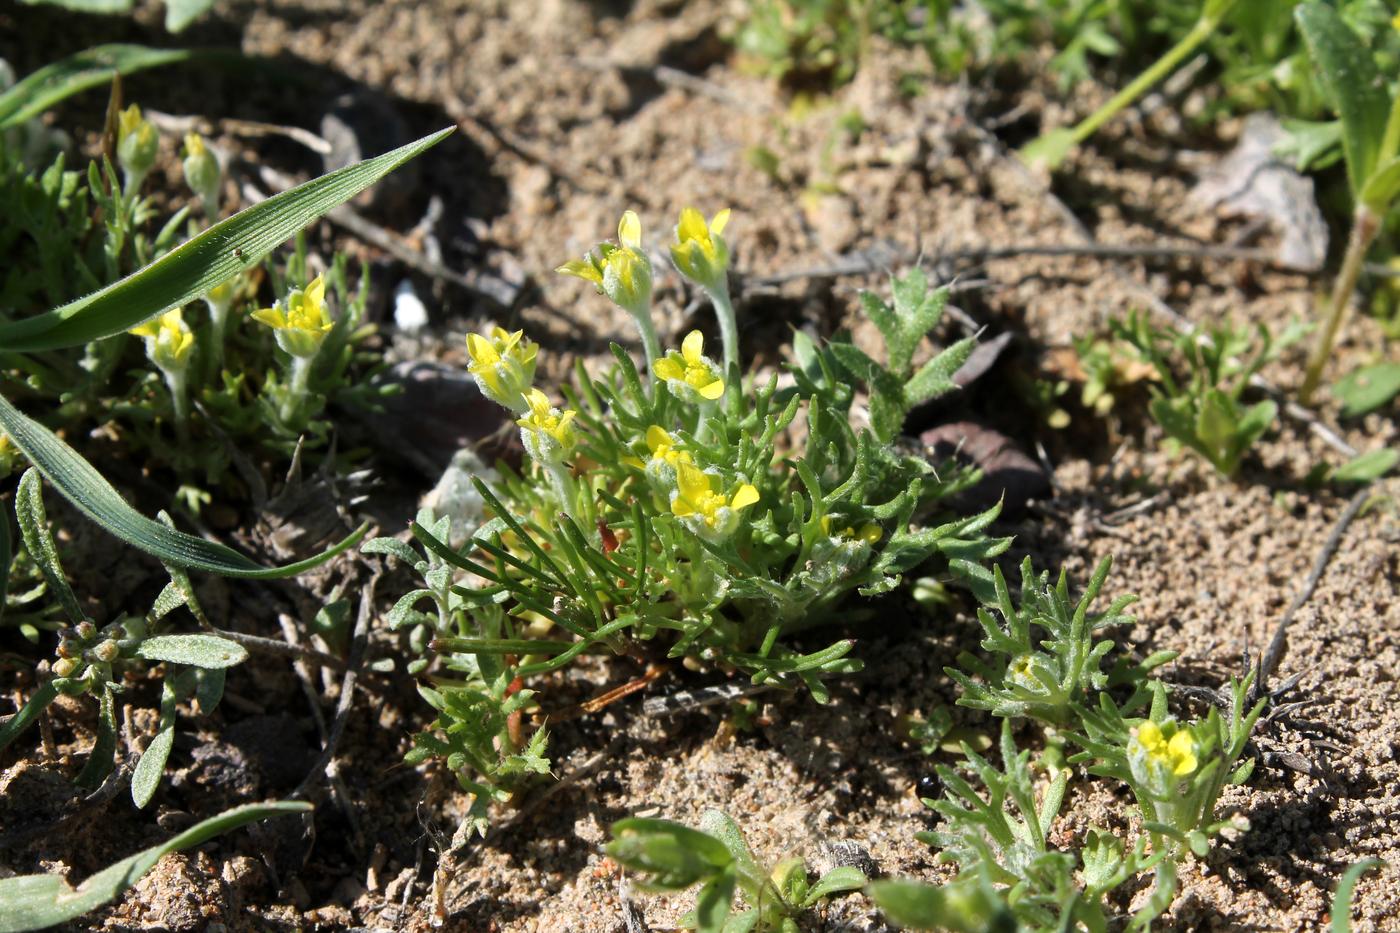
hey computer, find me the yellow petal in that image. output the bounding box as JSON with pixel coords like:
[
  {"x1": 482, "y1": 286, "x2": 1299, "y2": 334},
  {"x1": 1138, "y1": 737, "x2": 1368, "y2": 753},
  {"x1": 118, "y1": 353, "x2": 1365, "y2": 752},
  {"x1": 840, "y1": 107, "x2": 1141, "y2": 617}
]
[
  {"x1": 618, "y1": 210, "x2": 642, "y2": 250},
  {"x1": 710, "y1": 208, "x2": 731, "y2": 236},
  {"x1": 523, "y1": 388, "x2": 550, "y2": 416},
  {"x1": 681, "y1": 330, "x2": 705, "y2": 363},
  {"x1": 730, "y1": 484, "x2": 759, "y2": 510},
  {"x1": 251, "y1": 307, "x2": 285, "y2": 328},
  {"x1": 1136, "y1": 721, "x2": 1163, "y2": 751},
  {"x1": 857, "y1": 522, "x2": 882, "y2": 544},
  {"x1": 654, "y1": 357, "x2": 684, "y2": 381},
  {"x1": 676, "y1": 207, "x2": 707, "y2": 243},
  {"x1": 676, "y1": 462, "x2": 711, "y2": 502},
  {"x1": 304, "y1": 275, "x2": 327, "y2": 311},
  {"x1": 697, "y1": 377, "x2": 725, "y2": 400},
  {"x1": 1174, "y1": 751, "x2": 1198, "y2": 776},
  {"x1": 646, "y1": 425, "x2": 673, "y2": 454},
  {"x1": 557, "y1": 259, "x2": 603, "y2": 284},
  {"x1": 466, "y1": 333, "x2": 497, "y2": 364}
]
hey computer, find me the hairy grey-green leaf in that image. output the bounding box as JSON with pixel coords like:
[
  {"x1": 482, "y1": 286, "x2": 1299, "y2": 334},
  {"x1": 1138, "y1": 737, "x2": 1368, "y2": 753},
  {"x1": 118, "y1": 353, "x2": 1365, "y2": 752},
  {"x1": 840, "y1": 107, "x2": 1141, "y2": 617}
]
[
  {"x1": 14, "y1": 469, "x2": 83, "y2": 624},
  {"x1": 135, "y1": 634, "x2": 248, "y2": 669},
  {"x1": 130, "y1": 727, "x2": 174, "y2": 808}
]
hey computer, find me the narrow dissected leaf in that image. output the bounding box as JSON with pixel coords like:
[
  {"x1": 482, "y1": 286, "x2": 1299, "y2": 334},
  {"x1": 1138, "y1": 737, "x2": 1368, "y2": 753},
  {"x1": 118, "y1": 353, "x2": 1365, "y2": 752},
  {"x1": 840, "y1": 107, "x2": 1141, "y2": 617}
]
[
  {"x1": 1295, "y1": 3, "x2": 1391, "y2": 198},
  {"x1": 905, "y1": 335, "x2": 976, "y2": 407},
  {"x1": 0, "y1": 127, "x2": 452, "y2": 351},
  {"x1": 0, "y1": 801, "x2": 310, "y2": 932},
  {"x1": 0, "y1": 42, "x2": 187, "y2": 129},
  {"x1": 14, "y1": 469, "x2": 83, "y2": 624},
  {"x1": 75, "y1": 685, "x2": 118, "y2": 789},
  {"x1": 0, "y1": 395, "x2": 367, "y2": 577}
]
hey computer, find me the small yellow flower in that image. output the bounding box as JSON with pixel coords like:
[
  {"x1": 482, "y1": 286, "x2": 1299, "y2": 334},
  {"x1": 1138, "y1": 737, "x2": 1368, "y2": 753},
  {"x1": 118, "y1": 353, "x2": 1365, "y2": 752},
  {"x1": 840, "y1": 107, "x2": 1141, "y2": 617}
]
[
  {"x1": 645, "y1": 425, "x2": 691, "y2": 468},
  {"x1": 557, "y1": 210, "x2": 653, "y2": 314},
  {"x1": 251, "y1": 275, "x2": 334, "y2": 359},
  {"x1": 654, "y1": 331, "x2": 725, "y2": 402},
  {"x1": 466, "y1": 326, "x2": 539, "y2": 413},
  {"x1": 517, "y1": 387, "x2": 579, "y2": 464},
  {"x1": 670, "y1": 207, "x2": 731, "y2": 291},
  {"x1": 182, "y1": 131, "x2": 221, "y2": 209},
  {"x1": 820, "y1": 515, "x2": 882, "y2": 545},
  {"x1": 130, "y1": 308, "x2": 195, "y2": 373},
  {"x1": 1134, "y1": 720, "x2": 1198, "y2": 777},
  {"x1": 116, "y1": 104, "x2": 158, "y2": 183},
  {"x1": 670, "y1": 462, "x2": 759, "y2": 538},
  {"x1": 0, "y1": 433, "x2": 18, "y2": 475}
]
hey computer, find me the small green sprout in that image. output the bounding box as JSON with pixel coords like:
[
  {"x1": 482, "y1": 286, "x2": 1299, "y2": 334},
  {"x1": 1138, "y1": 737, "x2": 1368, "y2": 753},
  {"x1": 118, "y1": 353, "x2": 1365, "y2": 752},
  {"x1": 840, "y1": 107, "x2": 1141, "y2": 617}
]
[
  {"x1": 1112, "y1": 311, "x2": 1294, "y2": 478},
  {"x1": 606, "y1": 809, "x2": 866, "y2": 933}
]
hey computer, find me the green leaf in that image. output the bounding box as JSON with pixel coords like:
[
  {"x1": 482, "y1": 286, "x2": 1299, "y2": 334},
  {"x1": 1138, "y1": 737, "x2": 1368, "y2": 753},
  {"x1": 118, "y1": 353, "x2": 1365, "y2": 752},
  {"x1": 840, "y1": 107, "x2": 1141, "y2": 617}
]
[
  {"x1": 1334, "y1": 362, "x2": 1400, "y2": 416},
  {"x1": 0, "y1": 681, "x2": 59, "y2": 755},
  {"x1": 0, "y1": 396, "x2": 368, "y2": 577},
  {"x1": 134, "y1": 634, "x2": 248, "y2": 669},
  {"x1": 1295, "y1": 3, "x2": 1391, "y2": 198},
  {"x1": 1020, "y1": 126, "x2": 1077, "y2": 171},
  {"x1": 163, "y1": 0, "x2": 216, "y2": 31},
  {"x1": 0, "y1": 127, "x2": 453, "y2": 351},
  {"x1": 75, "y1": 685, "x2": 118, "y2": 789},
  {"x1": 1331, "y1": 858, "x2": 1381, "y2": 933},
  {"x1": 14, "y1": 469, "x2": 83, "y2": 624},
  {"x1": 130, "y1": 727, "x2": 174, "y2": 809},
  {"x1": 1276, "y1": 118, "x2": 1345, "y2": 172},
  {"x1": 1331, "y1": 448, "x2": 1397, "y2": 484},
  {"x1": 859, "y1": 291, "x2": 899, "y2": 359},
  {"x1": 0, "y1": 801, "x2": 310, "y2": 932},
  {"x1": 18, "y1": 0, "x2": 132, "y2": 10},
  {"x1": 804, "y1": 866, "x2": 866, "y2": 903},
  {"x1": 868, "y1": 877, "x2": 1016, "y2": 933},
  {"x1": 0, "y1": 43, "x2": 188, "y2": 130},
  {"x1": 693, "y1": 868, "x2": 737, "y2": 933},
  {"x1": 1358, "y1": 156, "x2": 1400, "y2": 212},
  {"x1": 904, "y1": 336, "x2": 976, "y2": 408}
]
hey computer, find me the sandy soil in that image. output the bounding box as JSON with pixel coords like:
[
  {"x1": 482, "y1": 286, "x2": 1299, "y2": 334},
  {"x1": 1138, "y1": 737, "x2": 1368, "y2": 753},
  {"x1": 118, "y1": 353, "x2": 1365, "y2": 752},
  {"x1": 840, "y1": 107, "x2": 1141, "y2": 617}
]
[{"x1": 1, "y1": 0, "x2": 1398, "y2": 931}]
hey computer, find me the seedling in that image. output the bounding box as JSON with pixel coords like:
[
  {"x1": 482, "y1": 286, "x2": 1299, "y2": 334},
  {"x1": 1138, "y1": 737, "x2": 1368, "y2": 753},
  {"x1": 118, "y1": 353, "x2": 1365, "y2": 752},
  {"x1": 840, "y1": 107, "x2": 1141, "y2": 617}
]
[{"x1": 606, "y1": 809, "x2": 866, "y2": 933}]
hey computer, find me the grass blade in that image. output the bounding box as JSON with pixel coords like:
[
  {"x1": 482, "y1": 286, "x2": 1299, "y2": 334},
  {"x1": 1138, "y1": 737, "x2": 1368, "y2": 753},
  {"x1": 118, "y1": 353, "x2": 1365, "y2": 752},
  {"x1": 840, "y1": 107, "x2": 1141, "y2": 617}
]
[
  {"x1": 0, "y1": 127, "x2": 453, "y2": 351},
  {"x1": 0, "y1": 43, "x2": 190, "y2": 130},
  {"x1": 0, "y1": 394, "x2": 367, "y2": 577},
  {"x1": 0, "y1": 801, "x2": 310, "y2": 932}
]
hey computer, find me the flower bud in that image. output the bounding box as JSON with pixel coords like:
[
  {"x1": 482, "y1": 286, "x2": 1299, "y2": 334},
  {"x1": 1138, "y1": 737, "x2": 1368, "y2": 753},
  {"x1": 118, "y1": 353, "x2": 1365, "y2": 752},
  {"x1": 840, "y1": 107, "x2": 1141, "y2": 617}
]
[
  {"x1": 90, "y1": 639, "x2": 120, "y2": 663},
  {"x1": 182, "y1": 132, "x2": 221, "y2": 213},
  {"x1": 251, "y1": 275, "x2": 334, "y2": 359},
  {"x1": 52, "y1": 657, "x2": 81, "y2": 678},
  {"x1": 670, "y1": 207, "x2": 731, "y2": 293},
  {"x1": 465, "y1": 327, "x2": 538, "y2": 414},
  {"x1": 130, "y1": 308, "x2": 195, "y2": 376},
  {"x1": 117, "y1": 104, "x2": 158, "y2": 191},
  {"x1": 517, "y1": 388, "x2": 579, "y2": 466},
  {"x1": 75, "y1": 621, "x2": 96, "y2": 640}
]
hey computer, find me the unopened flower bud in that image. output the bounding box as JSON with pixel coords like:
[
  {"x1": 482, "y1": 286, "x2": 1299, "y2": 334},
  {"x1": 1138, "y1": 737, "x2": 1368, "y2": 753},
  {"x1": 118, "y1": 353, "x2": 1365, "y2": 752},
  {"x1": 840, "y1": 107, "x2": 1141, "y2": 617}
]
[
  {"x1": 75, "y1": 621, "x2": 96, "y2": 640},
  {"x1": 182, "y1": 132, "x2": 222, "y2": 215},
  {"x1": 117, "y1": 104, "x2": 158, "y2": 192},
  {"x1": 90, "y1": 640, "x2": 121, "y2": 663},
  {"x1": 52, "y1": 657, "x2": 81, "y2": 678}
]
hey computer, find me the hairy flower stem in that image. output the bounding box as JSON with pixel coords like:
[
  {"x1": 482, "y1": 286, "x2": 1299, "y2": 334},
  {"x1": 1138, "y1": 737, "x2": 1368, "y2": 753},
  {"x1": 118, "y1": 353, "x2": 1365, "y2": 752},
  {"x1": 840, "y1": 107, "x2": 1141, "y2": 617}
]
[
  {"x1": 1300, "y1": 207, "x2": 1380, "y2": 404},
  {"x1": 164, "y1": 369, "x2": 190, "y2": 443},
  {"x1": 706, "y1": 285, "x2": 739, "y2": 379},
  {"x1": 630, "y1": 309, "x2": 662, "y2": 391},
  {"x1": 281, "y1": 355, "x2": 313, "y2": 424},
  {"x1": 546, "y1": 462, "x2": 576, "y2": 516}
]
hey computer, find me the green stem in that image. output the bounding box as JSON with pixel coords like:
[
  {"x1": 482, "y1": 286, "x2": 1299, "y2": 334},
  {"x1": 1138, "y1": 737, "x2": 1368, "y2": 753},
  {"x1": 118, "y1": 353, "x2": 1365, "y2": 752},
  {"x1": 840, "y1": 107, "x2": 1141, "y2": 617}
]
[
  {"x1": 164, "y1": 368, "x2": 190, "y2": 444},
  {"x1": 1300, "y1": 207, "x2": 1380, "y2": 404},
  {"x1": 1069, "y1": 15, "x2": 1220, "y2": 148},
  {"x1": 629, "y1": 305, "x2": 662, "y2": 393},
  {"x1": 546, "y1": 461, "x2": 577, "y2": 517},
  {"x1": 281, "y1": 355, "x2": 313, "y2": 424},
  {"x1": 706, "y1": 284, "x2": 739, "y2": 379}
]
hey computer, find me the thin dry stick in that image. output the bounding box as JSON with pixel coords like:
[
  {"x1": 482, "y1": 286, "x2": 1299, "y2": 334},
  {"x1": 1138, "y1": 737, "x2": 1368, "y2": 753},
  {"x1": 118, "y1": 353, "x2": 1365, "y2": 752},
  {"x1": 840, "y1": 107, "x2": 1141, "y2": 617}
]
[{"x1": 1259, "y1": 485, "x2": 1373, "y2": 690}]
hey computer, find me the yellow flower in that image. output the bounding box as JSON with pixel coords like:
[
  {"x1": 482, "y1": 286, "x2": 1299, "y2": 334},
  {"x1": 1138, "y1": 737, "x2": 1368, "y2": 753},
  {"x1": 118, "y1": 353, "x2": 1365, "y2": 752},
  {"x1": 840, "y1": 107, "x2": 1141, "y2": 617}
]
[
  {"x1": 517, "y1": 387, "x2": 579, "y2": 465},
  {"x1": 557, "y1": 210, "x2": 653, "y2": 314},
  {"x1": 654, "y1": 331, "x2": 725, "y2": 402},
  {"x1": 670, "y1": 462, "x2": 759, "y2": 538},
  {"x1": 182, "y1": 131, "x2": 221, "y2": 209},
  {"x1": 645, "y1": 425, "x2": 691, "y2": 468},
  {"x1": 251, "y1": 275, "x2": 334, "y2": 358},
  {"x1": 670, "y1": 207, "x2": 731, "y2": 291},
  {"x1": 129, "y1": 308, "x2": 195, "y2": 373},
  {"x1": 1134, "y1": 720, "x2": 1198, "y2": 777},
  {"x1": 116, "y1": 104, "x2": 158, "y2": 183},
  {"x1": 466, "y1": 326, "x2": 539, "y2": 413},
  {"x1": 0, "y1": 433, "x2": 17, "y2": 475},
  {"x1": 820, "y1": 515, "x2": 882, "y2": 545}
]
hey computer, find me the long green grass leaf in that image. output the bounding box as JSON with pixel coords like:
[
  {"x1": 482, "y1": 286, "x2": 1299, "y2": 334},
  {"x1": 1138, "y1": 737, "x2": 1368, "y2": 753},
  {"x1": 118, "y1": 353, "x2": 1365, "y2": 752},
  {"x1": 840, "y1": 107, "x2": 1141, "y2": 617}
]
[
  {"x1": 0, "y1": 43, "x2": 190, "y2": 129},
  {"x1": 0, "y1": 127, "x2": 453, "y2": 351},
  {"x1": 0, "y1": 394, "x2": 366, "y2": 577},
  {"x1": 0, "y1": 801, "x2": 310, "y2": 932}
]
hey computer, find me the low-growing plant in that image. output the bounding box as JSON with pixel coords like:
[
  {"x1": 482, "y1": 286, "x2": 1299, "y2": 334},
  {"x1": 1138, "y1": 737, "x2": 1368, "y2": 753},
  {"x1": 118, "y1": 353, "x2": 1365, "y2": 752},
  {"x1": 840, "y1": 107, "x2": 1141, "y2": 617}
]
[
  {"x1": 369, "y1": 210, "x2": 1008, "y2": 833},
  {"x1": 1112, "y1": 311, "x2": 1291, "y2": 477},
  {"x1": 606, "y1": 808, "x2": 867, "y2": 933},
  {"x1": 0, "y1": 469, "x2": 250, "y2": 806},
  {"x1": 874, "y1": 557, "x2": 1263, "y2": 931}
]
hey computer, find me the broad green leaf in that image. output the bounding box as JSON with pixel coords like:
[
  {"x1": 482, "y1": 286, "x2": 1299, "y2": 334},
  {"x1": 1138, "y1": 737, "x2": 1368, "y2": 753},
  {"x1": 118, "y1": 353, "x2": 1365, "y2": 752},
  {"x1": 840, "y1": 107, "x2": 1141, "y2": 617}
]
[
  {"x1": 1276, "y1": 118, "x2": 1345, "y2": 172},
  {"x1": 134, "y1": 633, "x2": 247, "y2": 669},
  {"x1": 0, "y1": 127, "x2": 453, "y2": 351},
  {"x1": 1334, "y1": 362, "x2": 1400, "y2": 416},
  {"x1": 869, "y1": 877, "x2": 1016, "y2": 933},
  {"x1": 14, "y1": 468, "x2": 83, "y2": 624},
  {"x1": 130, "y1": 727, "x2": 174, "y2": 808},
  {"x1": 805, "y1": 866, "x2": 867, "y2": 903},
  {"x1": 693, "y1": 869, "x2": 736, "y2": 933},
  {"x1": 164, "y1": 0, "x2": 217, "y2": 31},
  {"x1": 0, "y1": 395, "x2": 367, "y2": 577},
  {"x1": 1295, "y1": 3, "x2": 1391, "y2": 198},
  {"x1": 0, "y1": 43, "x2": 187, "y2": 130},
  {"x1": 1331, "y1": 448, "x2": 1397, "y2": 483},
  {"x1": 0, "y1": 801, "x2": 310, "y2": 932},
  {"x1": 1331, "y1": 859, "x2": 1381, "y2": 933}
]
